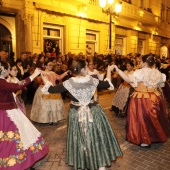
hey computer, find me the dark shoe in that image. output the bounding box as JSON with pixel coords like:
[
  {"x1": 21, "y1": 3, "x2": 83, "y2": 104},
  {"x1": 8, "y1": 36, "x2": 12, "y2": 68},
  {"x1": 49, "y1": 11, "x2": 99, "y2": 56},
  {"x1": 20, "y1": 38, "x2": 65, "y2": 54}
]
[
  {"x1": 30, "y1": 168, "x2": 35, "y2": 170},
  {"x1": 48, "y1": 122, "x2": 53, "y2": 126}
]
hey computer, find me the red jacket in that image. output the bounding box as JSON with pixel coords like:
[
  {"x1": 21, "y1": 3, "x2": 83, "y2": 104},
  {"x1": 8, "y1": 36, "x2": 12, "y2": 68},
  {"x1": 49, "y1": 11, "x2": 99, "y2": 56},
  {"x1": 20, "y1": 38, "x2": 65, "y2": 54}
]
[{"x1": 0, "y1": 77, "x2": 31, "y2": 110}]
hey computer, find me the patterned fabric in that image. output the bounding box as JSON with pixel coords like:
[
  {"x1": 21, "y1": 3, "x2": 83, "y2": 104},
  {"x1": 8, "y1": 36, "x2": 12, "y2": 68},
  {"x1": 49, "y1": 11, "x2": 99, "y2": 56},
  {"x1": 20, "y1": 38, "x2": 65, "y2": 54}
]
[
  {"x1": 66, "y1": 104, "x2": 123, "y2": 170},
  {"x1": 30, "y1": 87, "x2": 65, "y2": 123},
  {"x1": 129, "y1": 68, "x2": 166, "y2": 88},
  {"x1": 112, "y1": 70, "x2": 133, "y2": 111},
  {"x1": 0, "y1": 110, "x2": 48, "y2": 170},
  {"x1": 112, "y1": 84, "x2": 130, "y2": 110},
  {"x1": 63, "y1": 75, "x2": 99, "y2": 105},
  {"x1": 42, "y1": 75, "x2": 121, "y2": 169}
]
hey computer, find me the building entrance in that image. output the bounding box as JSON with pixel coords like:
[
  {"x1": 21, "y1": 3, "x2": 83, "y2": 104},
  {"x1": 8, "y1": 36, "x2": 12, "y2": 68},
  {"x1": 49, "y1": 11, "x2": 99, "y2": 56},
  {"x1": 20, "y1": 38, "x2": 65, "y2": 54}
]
[{"x1": 0, "y1": 24, "x2": 12, "y2": 52}]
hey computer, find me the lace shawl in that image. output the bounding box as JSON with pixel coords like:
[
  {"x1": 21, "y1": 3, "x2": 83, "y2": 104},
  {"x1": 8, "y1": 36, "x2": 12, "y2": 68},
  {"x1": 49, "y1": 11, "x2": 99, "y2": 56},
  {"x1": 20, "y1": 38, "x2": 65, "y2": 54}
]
[
  {"x1": 128, "y1": 68, "x2": 166, "y2": 88},
  {"x1": 63, "y1": 75, "x2": 99, "y2": 105}
]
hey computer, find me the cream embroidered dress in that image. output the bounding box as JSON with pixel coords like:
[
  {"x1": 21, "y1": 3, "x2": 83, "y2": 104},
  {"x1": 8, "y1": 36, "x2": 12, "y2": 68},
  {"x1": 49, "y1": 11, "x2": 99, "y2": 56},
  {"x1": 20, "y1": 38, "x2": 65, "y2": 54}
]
[
  {"x1": 112, "y1": 70, "x2": 134, "y2": 115},
  {"x1": 42, "y1": 75, "x2": 123, "y2": 170},
  {"x1": 30, "y1": 71, "x2": 65, "y2": 123}
]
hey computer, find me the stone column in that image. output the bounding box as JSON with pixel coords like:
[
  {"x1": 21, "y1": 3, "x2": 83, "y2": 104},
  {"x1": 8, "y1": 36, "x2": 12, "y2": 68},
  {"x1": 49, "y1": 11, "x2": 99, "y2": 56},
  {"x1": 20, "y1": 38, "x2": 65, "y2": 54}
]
[
  {"x1": 16, "y1": 13, "x2": 25, "y2": 57},
  {"x1": 20, "y1": 9, "x2": 33, "y2": 52}
]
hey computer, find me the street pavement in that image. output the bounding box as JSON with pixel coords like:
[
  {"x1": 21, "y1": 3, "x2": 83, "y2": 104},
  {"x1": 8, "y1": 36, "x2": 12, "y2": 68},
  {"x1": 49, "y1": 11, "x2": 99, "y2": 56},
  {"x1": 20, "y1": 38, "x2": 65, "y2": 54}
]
[{"x1": 27, "y1": 91, "x2": 170, "y2": 170}]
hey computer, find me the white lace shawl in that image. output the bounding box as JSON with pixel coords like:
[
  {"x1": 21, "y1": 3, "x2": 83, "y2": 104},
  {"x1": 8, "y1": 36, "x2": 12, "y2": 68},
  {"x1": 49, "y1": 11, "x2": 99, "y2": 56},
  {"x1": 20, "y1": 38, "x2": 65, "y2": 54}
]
[
  {"x1": 128, "y1": 68, "x2": 166, "y2": 88},
  {"x1": 63, "y1": 75, "x2": 99, "y2": 105},
  {"x1": 41, "y1": 75, "x2": 114, "y2": 104}
]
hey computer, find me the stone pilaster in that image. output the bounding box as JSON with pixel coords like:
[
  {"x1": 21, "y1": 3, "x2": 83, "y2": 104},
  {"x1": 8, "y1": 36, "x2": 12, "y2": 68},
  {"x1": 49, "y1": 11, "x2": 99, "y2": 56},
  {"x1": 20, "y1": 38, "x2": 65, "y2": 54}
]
[{"x1": 19, "y1": 9, "x2": 34, "y2": 52}]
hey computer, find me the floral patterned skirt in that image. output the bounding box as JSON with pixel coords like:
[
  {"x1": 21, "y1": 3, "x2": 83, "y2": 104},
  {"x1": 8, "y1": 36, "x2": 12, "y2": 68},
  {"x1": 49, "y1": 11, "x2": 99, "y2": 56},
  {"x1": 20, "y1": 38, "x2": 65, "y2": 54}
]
[
  {"x1": 0, "y1": 110, "x2": 48, "y2": 170},
  {"x1": 66, "y1": 104, "x2": 123, "y2": 170},
  {"x1": 30, "y1": 87, "x2": 65, "y2": 123}
]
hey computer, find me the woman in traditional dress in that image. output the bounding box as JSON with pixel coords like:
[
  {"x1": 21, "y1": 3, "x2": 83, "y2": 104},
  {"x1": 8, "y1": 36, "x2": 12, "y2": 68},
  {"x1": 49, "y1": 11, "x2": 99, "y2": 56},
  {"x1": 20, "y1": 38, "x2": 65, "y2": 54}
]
[
  {"x1": 113, "y1": 54, "x2": 170, "y2": 147},
  {"x1": 30, "y1": 60, "x2": 68, "y2": 125},
  {"x1": 41, "y1": 59, "x2": 123, "y2": 170},
  {"x1": 0, "y1": 60, "x2": 48, "y2": 170},
  {"x1": 111, "y1": 61, "x2": 134, "y2": 117},
  {"x1": 87, "y1": 60, "x2": 105, "y2": 101},
  {"x1": 87, "y1": 60, "x2": 105, "y2": 80},
  {"x1": 7, "y1": 63, "x2": 26, "y2": 115}
]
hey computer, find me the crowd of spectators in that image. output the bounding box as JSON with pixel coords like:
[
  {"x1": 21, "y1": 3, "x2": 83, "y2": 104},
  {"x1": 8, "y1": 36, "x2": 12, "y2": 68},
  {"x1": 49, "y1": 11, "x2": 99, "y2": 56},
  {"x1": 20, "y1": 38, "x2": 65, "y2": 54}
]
[{"x1": 0, "y1": 50, "x2": 170, "y2": 106}]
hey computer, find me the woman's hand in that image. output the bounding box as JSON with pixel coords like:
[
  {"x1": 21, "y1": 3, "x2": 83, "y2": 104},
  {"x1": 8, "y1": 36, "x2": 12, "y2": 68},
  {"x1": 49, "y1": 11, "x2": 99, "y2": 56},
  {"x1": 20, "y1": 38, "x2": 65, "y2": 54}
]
[
  {"x1": 29, "y1": 68, "x2": 42, "y2": 81},
  {"x1": 33, "y1": 68, "x2": 41, "y2": 77},
  {"x1": 112, "y1": 65, "x2": 119, "y2": 72},
  {"x1": 108, "y1": 65, "x2": 115, "y2": 71},
  {"x1": 108, "y1": 64, "x2": 118, "y2": 72},
  {"x1": 63, "y1": 70, "x2": 70, "y2": 75}
]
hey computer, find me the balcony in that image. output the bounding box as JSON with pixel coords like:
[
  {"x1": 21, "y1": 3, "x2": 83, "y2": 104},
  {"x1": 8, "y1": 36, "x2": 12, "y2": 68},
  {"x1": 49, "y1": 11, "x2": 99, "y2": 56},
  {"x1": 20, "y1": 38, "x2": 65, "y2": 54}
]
[{"x1": 120, "y1": 2, "x2": 160, "y2": 26}]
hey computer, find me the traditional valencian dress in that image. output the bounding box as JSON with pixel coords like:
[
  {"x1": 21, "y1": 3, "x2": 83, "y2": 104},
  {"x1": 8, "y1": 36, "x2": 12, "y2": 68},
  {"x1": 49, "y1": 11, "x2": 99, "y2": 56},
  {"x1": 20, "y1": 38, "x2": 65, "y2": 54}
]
[
  {"x1": 0, "y1": 77, "x2": 48, "y2": 170},
  {"x1": 87, "y1": 68, "x2": 105, "y2": 102},
  {"x1": 8, "y1": 76, "x2": 26, "y2": 115},
  {"x1": 42, "y1": 75, "x2": 123, "y2": 170},
  {"x1": 127, "y1": 68, "x2": 170, "y2": 145},
  {"x1": 112, "y1": 70, "x2": 134, "y2": 116},
  {"x1": 30, "y1": 71, "x2": 65, "y2": 123}
]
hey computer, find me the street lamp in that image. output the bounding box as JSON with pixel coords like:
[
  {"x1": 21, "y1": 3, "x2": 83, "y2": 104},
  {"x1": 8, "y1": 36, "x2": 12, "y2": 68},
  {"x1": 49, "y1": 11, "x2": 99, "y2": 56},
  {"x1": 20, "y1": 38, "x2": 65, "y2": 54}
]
[{"x1": 99, "y1": 0, "x2": 122, "y2": 51}]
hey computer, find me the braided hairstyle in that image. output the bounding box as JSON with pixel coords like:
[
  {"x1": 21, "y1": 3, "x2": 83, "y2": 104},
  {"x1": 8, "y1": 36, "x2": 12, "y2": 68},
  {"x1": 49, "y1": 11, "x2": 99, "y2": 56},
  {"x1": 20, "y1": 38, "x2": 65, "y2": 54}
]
[{"x1": 142, "y1": 54, "x2": 157, "y2": 67}]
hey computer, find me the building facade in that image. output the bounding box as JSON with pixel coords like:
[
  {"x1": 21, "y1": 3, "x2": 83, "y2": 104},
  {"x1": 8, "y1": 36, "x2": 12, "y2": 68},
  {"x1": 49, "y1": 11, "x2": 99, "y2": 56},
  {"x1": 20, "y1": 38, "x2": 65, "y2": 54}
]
[{"x1": 0, "y1": 0, "x2": 170, "y2": 58}]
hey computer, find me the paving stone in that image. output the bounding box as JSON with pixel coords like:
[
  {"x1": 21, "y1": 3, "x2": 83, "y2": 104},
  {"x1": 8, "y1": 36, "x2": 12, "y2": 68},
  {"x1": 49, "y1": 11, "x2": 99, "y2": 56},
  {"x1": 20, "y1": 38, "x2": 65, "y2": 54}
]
[{"x1": 50, "y1": 162, "x2": 59, "y2": 170}]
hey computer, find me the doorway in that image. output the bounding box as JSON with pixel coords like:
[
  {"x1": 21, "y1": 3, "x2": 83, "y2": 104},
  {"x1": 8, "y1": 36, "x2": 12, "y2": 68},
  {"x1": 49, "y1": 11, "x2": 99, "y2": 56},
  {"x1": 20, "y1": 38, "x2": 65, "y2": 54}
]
[{"x1": 0, "y1": 24, "x2": 12, "y2": 52}]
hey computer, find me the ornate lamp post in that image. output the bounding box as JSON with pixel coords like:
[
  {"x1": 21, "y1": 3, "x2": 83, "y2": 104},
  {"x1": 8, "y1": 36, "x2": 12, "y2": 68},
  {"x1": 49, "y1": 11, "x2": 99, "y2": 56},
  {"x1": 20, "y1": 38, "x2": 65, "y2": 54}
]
[{"x1": 99, "y1": 0, "x2": 122, "y2": 51}]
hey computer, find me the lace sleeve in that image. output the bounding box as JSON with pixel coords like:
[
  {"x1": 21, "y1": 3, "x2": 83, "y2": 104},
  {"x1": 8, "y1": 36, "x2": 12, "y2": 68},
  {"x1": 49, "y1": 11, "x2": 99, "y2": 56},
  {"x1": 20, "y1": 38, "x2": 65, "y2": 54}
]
[
  {"x1": 128, "y1": 74, "x2": 137, "y2": 87},
  {"x1": 128, "y1": 69, "x2": 142, "y2": 87},
  {"x1": 158, "y1": 73, "x2": 166, "y2": 87}
]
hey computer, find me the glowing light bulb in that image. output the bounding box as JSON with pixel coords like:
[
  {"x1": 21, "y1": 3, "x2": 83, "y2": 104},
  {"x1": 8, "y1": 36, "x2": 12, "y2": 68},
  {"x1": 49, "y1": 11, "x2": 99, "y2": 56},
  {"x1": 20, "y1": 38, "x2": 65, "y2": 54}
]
[
  {"x1": 115, "y1": 3, "x2": 122, "y2": 13},
  {"x1": 99, "y1": 0, "x2": 106, "y2": 8},
  {"x1": 107, "y1": 0, "x2": 114, "y2": 5}
]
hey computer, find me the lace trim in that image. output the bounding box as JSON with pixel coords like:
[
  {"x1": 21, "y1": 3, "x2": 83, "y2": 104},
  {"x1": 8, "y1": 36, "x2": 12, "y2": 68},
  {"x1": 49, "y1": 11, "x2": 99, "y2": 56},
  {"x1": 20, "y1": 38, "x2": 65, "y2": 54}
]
[
  {"x1": 158, "y1": 73, "x2": 166, "y2": 87},
  {"x1": 7, "y1": 109, "x2": 41, "y2": 150},
  {"x1": 129, "y1": 68, "x2": 166, "y2": 88},
  {"x1": 143, "y1": 68, "x2": 164, "y2": 88},
  {"x1": 128, "y1": 74, "x2": 138, "y2": 87},
  {"x1": 63, "y1": 76, "x2": 99, "y2": 105}
]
